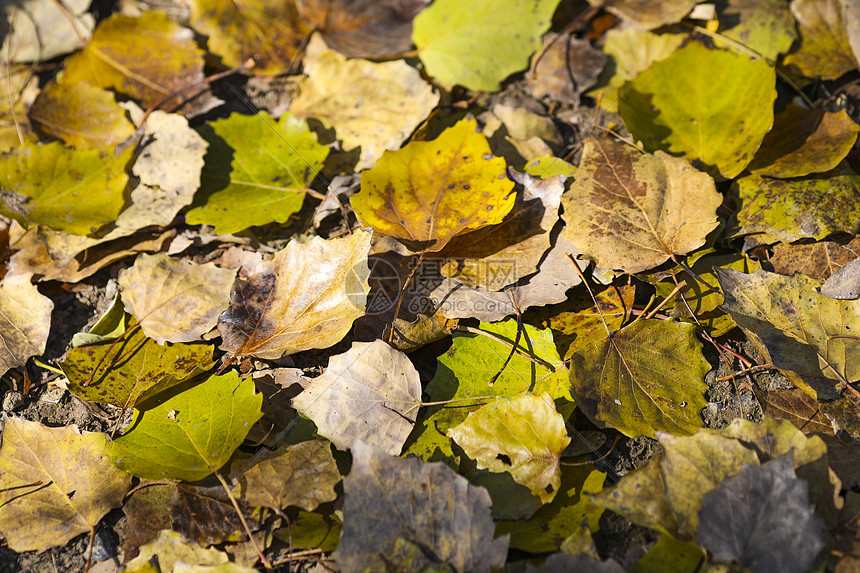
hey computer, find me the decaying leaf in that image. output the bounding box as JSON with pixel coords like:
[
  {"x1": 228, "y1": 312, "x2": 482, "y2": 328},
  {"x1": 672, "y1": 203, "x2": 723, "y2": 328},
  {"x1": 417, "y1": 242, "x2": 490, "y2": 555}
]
[
  {"x1": 412, "y1": 0, "x2": 560, "y2": 92},
  {"x1": 823, "y1": 256, "x2": 860, "y2": 299},
  {"x1": 61, "y1": 11, "x2": 205, "y2": 109},
  {"x1": 118, "y1": 253, "x2": 236, "y2": 344},
  {"x1": 619, "y1": 42, "x2": 776, "y2": 178},
  {"x1": 292, "y1": 340, "x2": 422, "y2": 455},
  {"x1": 219, "y1": 230, "x2": 371, "y2": 360},
  {"x1": 448, "y1": 393, "x2": 570, "y2": 504},
  {"x1": 185, "y1": 111, "x2": 329, "y2": 234},
  {"x1": 560, "y1": 137, "x2": 721, "y2": 274},
  {"x1": 110, "y1": 372, "x2": 263, "y2": 481},
  {"x1": 296, "y1": 0, "x2": 430, "y2": 58},
  {"x1": 333, "y1": 441, "x2": 509, "y2": 573},
  {"x1": 589, "y1": 0, "x2": 697, "y2": 30},
  {"x1": 526, "y1": 33, "x2": 606, "y2": 105},
  {"x1": 290, "y1": 36, "x2": 439, "y2": 171},
  {"x1": 189, "y1": 0, "x2": 311, "y2": 74},
  {"x1": 352, "y1": 117, "x2": 514, "y2": 252},
  {"x1": 568, "y1": 319, "x2": 710, "y2": 438},
  {"x1": 0, "y1": 273, "x2": 53, "y2": 377},
  {"x1": 769, "y1": 236, "x2": 860, "y2": 280},
  {"x1": 784, "y1": 0, "x2": 857, "y2": 79},
  {"x1": 167, "y1": 483, "x2": 258, "y2": 546},
  {"x1": 696, "y1": 453, "x2": 824, "y2": 573},
  {"x1": 0, "y1": 418, "x2": 132, "y2": 552},
  {"x1": 0, "y1": 142, "x2": 133, "y2": 236},
  {"x1": 717, "y1": 268, "x2": 860, "y2": 399},
  {"x1": 236, "y1": 440, "x2": 339, "y2": 512},
  {"x1": 28, "y1": 82, "x2": 135, "y2": 149},
  {"x1": 754, "y1": 387, "x2": 836, "y2": 435}
]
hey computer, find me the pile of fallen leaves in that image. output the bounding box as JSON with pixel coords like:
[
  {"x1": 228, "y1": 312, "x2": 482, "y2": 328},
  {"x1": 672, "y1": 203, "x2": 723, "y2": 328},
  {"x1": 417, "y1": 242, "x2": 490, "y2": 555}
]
[{"x1": 0, "y1": 0, "x2": 859, "y2": 571}]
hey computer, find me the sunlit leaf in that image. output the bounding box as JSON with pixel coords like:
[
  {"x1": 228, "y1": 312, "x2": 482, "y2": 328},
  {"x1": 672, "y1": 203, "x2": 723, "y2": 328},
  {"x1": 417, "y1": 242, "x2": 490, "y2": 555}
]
[
  {"x1": 292, "y1": 340, "x2": 422, "y2": 455},
  {"x1": 0, "y1": 141, "x2": 133, "y2": 236},
  {"x1": 413, "y1": 0, "x2": 560, "y2": 92},
  {"x1": 569, "y1": 319, "x2": 710, "y2": 438},
  {"x1": 61, "y1": 11, "x2": 205, "y2": 109},
  {"x1": 352, "y1": 117, "x2": 514, "y2": 252},
  {"x1": 714, "y1": 0, "x2": 797, "y2": 61},
  {"x1": 333, "y1": 441, "x2": 509, "y2": 572},
  {"x1": 588, "y1": 0, "x2": 697, "y2": 30},
  {"x1": 0, "y1": 273, "x2": 53, "y2": 377},
  {"x1": 619, "y1": 42, "x2": 776, "y2": 178},
  {"x1": 219, "y1": 231, "x2": 371, "y2": 360},
  {"x1": 0, "y1": 0, "x2": 93, "y2": 63},
  {"x1": 0, "y1": 418, "x2": 132, "y2": 552},
  {"x1": 110, "y1": 372, "x2": 263, "y2": 481},
  {"x1": 560, "y1": 137, "x2": 721, "y2": 274},
  {"x1": 784, "y1": 0, "x2": 857, "y2": 79},
  {"x1": 118, "y1": 253, "x2": 236, "y2": 344},
  {"x1": 448, "y1": 393, "x2": 570, "y2": 503},
  {"x1": 123, "y1": 530, "x2": 232, "y2": 572},
  {"x1": 770, "y1": 236, "x2": 860, "y2": 280},
  {"x1": 185, "y1": 111, "x2": 329, "y2": 235}
]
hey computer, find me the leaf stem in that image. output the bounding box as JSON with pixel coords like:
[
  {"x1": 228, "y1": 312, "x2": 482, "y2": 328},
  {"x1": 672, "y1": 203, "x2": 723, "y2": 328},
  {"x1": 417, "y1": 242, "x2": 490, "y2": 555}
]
[
  {"x1": 214, "y1": 470, "x2": 272, "y2": 570},
  {"x1": 452, "y1": 325, "x2": 555, "y2": 371},
  {"x1": 565, "y1": 253, "x2": 611, "y2": 336},
  {"x1": 387, "y1": 250, "x2": 427, "y2": 343}
]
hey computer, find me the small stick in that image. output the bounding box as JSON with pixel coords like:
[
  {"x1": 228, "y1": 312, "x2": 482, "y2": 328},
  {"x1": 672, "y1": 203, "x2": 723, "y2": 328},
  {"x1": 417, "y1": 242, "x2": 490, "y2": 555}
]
[
  {"x1": 214, "y1": 470, "x2": 272, "y2": 569},
  {"x1": 488, "y1": 290, "x2": 523, "y2": 386},
  {"x1": 387, "y1": 250, "x2": 427, "y2": 343},
  {"x1": 453, "y1": 325, "x2": 555, "y2": 371},
  {"x1": 565, "y1": 253, "x2": 611, "y2": 336},
  {"x1": 645, "y1": 280, "x2": 686, "y2": 319}
]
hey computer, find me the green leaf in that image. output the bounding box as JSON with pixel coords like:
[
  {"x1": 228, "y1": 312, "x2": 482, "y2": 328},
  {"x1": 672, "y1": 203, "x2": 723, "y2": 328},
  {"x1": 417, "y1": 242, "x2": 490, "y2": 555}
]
[
  {"x1": 61, "y1": 322, "x2": 215, "y2": 407},
  {"x1": 447, "y1": 393, "x2": 570, "y2": 504},
  {"x1": 714, "y1": 0, "x2": 797, "y2": 61},
  {"x1": 619, "y1": 41, "x2": 776, "y2": 178},
  {"x1": 0, "y1": 141, "x2": 132, "y2": 235},
  {"x1": 186, "y1": 111, "x2": 329, "y2": 234},
  {"x1": 731, "y1": 163, "x2": 860, "y2": 244},
  {"x1": 412, "y1": 0, "x2": 561, "y2": 92},
  {"x1": 405, "y1": 318, "x2": 570, "y2": 462},
  {"x1": 569, "y1": 319, "x2": 710, "y2": 438},
  {"x1": 495, "y1": 464, "x2": 606, "y2": 553},
  {"x1": 109, "y1": 372, "x2": 263, "y2": 481},
  {"x1": 628, "y1": 534, "x2": 703, "y2": 573}
]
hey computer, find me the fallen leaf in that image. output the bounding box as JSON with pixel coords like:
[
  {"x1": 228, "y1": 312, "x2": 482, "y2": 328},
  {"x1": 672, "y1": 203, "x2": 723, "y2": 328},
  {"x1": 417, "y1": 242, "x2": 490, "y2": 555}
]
[
  {"x1": 219, "y1": 230, "x2": 371, "y2": 360},
  {"x1": 333, "y1": 441, "x2": 509, "y2": 573},
  {"x1": 412, "y1": 0, "x2": 560, "y2": 92},
  {"x1": 626, "y1": 534, "x2": 703, "y2": 573},
  {"x1": 747, "y1": 105, "x2": 859, "y2": 178},
  {"x1": 28, "y1": 81, "x2": 135, "y2": 148},
  {"x1": 185, "y1": 111, "x2": 329, "y2": 235},
  {"x1": 61, "y1": 321, "x2": 215, "y2": 407},
  {"x1": 296, "y1": 0, "x2": 430, "y2": 58},
  {"x1": 168, "y1": 483, "x2": 258, "y2": 546},
  {"x1": 118, "y1": 253, "x2": 236, "y2": 344},
  {"x1": 589, "y1": 0, "x2": 697, "y2": 30},
  {"x1": 110, "y1": 372, "x2": 263, "y2": 481},
  {"x1": 619, "y1": 42, "x2": 776, "y2": 178},
  {"x1": 61, "y1": 11, "x2": 205, "y2": 109},
  {"x1": 696, "y1": 453, "x2": 824, "y2": 573},
  {"x1": 525, "y1": 553, "x2": 625, "y2": 572},
  {"x1": 820, "y1": 391, "x2": 860, "y2": 441},
  {"x1": 569, "y1": 319, "x2": 711, "y2": 438},
  {"x1": 769, "y1": 236, "x2": 860, "y2": 280},
  {"x1": 714, "y1": 0, "x2": 797, "y2": 61},
  {"x1": 276, "y1": 510, "x2": 341, "y2": 552},
  {"x1": 754, "y1": 387, "x2": 836, "y2": 435},
  {"x1": 236, "y1": 440, "x2": 339, "y2": 511},
  {"x1": 71, "y1": 288, "x2": 127, "y2": 347},
  {"x1": 526, "y1": 33, "x2": 606, "y2": 105},
  {"x1": 121, "y1": 483, "x2": 174, "y2": 561},
  {"x1": 292, "y1": 340, "x2": 421, "y2": 455},
  {"x1": 0, "y1": 65, "x2": 38, "y2": 151},
  {"x1": 189, "y1": 0, "x2": 311, "y2": 74},
  {"x1": 823, "y1": 256, "x2": 860, "y2": 299},
  {"x1": 560, "y1": 137, "x2": 721, "y2": 274},
  {"x1": 0, "y1": 272, "x2": 52, "y2": 377},
  {"x1": 289, "y1": 36, "x2": 439, "y2": 171},
  {"x1": 0, "y1": 141, "x2": 133, "y2": 236},
  {"x1": 351, "y1": 117, "x2": 515, "y2": 252},
  {"x1": 717, "y1": 268, "x2": 860, "y2": 399},
  {"x1": 784, "y1": 0, "x2": 857, "y2": 79},
  {"x1": 1, "y1": 0, "x2": 93, "y2": 63},
  {"x1": 448, "y1": 392, "x2": 570, "y2": 503},
  {"x1": 0, "y1": 418, "x2": 132, "y2": 552},
  {"x1": 123, "y1": 530, "x2": 231, "y2": 572}
]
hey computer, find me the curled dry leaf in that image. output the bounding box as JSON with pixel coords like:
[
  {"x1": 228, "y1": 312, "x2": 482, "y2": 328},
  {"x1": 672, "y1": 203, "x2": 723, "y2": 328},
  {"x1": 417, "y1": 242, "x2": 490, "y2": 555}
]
[
  {"x1": 352, "y1": 117, "x2": 515, "y2": 253},
  {"x1": 219, "y1": 230, "x2": 371, "y2": 360},
  {"x1": 0, "y1": 272, "x2": 53, "y2": 377},
  {"x1": 0, "y1": 419, "x2": 132, "y2": 552},
  {"x1": 560, "y1": 136, "x2": 721, "y2": 274},
  {"x1": 289, "y1": 35, "x2": 439, "y2": 171},
  {"x1": 333, "y1": 441, "x2": 509, "y2": 573},
  {"x1": 118, "y1": 253, "x2": 236, "y2": 344},
  {"x1": 296, "y1": 0, "x2": 430, "y2": 58},
  {"x1": 292, "y1": 340, "x2": 422, "y2": 455}
]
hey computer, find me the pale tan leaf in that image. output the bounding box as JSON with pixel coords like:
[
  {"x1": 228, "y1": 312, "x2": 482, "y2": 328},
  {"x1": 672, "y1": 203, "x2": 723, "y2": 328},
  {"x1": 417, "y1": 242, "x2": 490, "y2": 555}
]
[{"x1": 0, "y1": 272, "x2": 53, "y2": 376}]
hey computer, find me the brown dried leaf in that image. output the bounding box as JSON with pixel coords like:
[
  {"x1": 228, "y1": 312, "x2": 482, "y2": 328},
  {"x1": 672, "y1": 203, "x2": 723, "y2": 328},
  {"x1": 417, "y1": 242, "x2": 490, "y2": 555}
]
[
  {"x1": 296, "y1": 0, "x2": 430, "y2": 58},
  {"x1": 526, "y1": 33, "x2": 607, "y2": 105},
  {"x1": 754, "y1": 386, "x2": 835, "y2": 435},
  {"x1": 219, "y1": 230, "x2": 371, "y2": 360},
  {"x1": 121, "y1": 482, "x2": 174, "y2": 562},
  {"x1": 770, "y1": 237, "x2": 860, "y2": 280},
  {"x1": 168, "y1": 483, "x2": 258, "y2": 546},
  {"x1": 561, "y1": 137, "x2": 721, "y2": 274}
]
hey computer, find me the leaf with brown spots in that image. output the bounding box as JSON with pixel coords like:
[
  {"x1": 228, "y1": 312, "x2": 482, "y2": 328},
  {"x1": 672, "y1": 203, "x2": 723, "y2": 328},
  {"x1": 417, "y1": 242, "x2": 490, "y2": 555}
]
[
  {"x1": 219, "y1": 231, "x2": 371, "y2": 360},
  {"x1": 770, "y1": 237, "x2": 860, "y2": 280},
  {"x1": 351, "y1": 117, "x2": 515, "y2": 253},
  {"x1": 560, "y1": 136, "x2": 721, "y2": 274}
]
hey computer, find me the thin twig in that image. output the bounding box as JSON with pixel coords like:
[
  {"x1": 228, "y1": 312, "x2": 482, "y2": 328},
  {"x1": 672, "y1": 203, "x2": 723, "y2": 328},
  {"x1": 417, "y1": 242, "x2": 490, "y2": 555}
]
[
  {"x1": 214, "y1": 470, "x2": 272, "y2": 569},
  {"x1": 452, "y1": 325, "x2": 555, "y2": 371},
  {"x1": 565, "y1": 253, "x2": 610, "y2": 335},
  {"x1": 387, "y1": 250, "x2": 427, "y2": 343}
]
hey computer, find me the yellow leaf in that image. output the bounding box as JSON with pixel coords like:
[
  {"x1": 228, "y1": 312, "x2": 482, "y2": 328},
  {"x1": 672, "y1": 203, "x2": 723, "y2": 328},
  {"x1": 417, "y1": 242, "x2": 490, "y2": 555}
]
[{"x1": 352, "y1": 117, "x2": 515, "y2": 252}]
